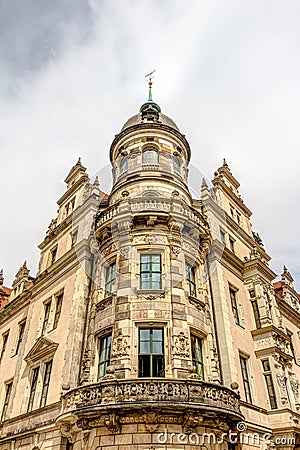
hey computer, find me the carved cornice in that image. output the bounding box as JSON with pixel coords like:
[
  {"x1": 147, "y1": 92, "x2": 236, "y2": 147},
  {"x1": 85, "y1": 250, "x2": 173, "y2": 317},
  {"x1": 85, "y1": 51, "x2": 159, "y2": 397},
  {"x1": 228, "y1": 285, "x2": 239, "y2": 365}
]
[
  {"x1": 251, "y1": 325, "x2": 292, "y2": 360},
  {"x1": 208, "y1": 240, "x2": 244, "y2": 281},
  {"x1": 0, "y1": 291, "x2": 31, "y2": 325},
  {"x1": 0, "y1": 402, "x2": 60, "y2": 440},
  {"x1": 243, "y1": 258, "x2": 276, "y2": 282},
  {"x1": 276, "y1": 295, "x2": 300, "y2": 327},
  {"x1": 212, "y1": 177, "x2": 252, "y2": 217}
]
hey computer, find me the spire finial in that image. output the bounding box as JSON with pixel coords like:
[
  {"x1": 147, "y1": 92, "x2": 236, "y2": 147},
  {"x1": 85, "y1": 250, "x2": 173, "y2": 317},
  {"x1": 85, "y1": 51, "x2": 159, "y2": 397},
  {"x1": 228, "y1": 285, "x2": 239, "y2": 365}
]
[{"x1": 145, "y1": 69, "x2": 156, "y2": 102}]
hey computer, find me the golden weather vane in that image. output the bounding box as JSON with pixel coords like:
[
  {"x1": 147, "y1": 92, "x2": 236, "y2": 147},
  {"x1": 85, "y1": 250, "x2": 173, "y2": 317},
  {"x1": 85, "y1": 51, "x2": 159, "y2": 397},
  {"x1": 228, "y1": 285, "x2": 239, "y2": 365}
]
[{"x1": 145, "y1": 69, "x2": 156, "y2": 101}]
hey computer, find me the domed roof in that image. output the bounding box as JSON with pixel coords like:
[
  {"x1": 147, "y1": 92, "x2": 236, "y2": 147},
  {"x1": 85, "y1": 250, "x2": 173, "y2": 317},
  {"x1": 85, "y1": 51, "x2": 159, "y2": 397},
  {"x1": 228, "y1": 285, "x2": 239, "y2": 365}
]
[
  {"x1": 121, "y1": 81, "x2": 180, "y2": 132},
  {"x1": 121, "y1": 110, "x2": 180, "y2": 132}
]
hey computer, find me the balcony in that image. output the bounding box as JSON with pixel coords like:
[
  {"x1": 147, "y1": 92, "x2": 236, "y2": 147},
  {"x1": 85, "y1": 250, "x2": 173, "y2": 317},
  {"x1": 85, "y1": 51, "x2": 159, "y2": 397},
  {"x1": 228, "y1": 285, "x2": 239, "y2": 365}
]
[{"x1": 57, "y1": 378, "x2": 243, "y2": 434}]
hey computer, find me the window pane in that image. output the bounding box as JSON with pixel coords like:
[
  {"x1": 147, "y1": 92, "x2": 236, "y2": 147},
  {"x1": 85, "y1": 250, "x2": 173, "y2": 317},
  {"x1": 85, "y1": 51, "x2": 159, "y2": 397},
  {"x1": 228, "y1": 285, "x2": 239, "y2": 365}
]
[
  {"x1": 151, "y1": 255, "x2": 161, "y2": 264},
  {"x1": 139, "y1": 341, "x2": 150, "y2": 354},
  {"x1": 152, "y1": 329, "x2": 162, "y2": 340},
  {"x1": 140, "y1": 329, "x2": 150, "y2": 340},
  {"x1": 152, "y1": 341, "x2": 163, "y2": 354}
]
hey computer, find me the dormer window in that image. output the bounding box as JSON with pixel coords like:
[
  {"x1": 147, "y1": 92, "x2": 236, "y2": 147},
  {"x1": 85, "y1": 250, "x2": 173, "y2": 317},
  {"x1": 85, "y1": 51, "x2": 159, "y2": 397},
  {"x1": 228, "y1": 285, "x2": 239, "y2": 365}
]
[{"x1": 142, "y1": 148, "x2": 158, "y2": 165}]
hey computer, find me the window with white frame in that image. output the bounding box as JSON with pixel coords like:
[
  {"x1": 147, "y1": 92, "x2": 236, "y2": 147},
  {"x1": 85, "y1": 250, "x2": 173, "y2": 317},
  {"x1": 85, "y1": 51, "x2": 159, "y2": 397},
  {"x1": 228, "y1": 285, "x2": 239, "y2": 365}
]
[
  {"x1": 105, "y1": 262, "x2": 116, "y2": 296},
  {"x1": 120, "y1": 156, "x2": 128, "y2": 173},
  {"x1": 15, "y1": 320, "x2": 26, "y2": 355},
  {"x1": 262, "y1": 359, "x2": 277, "y2": 409},
  {"x1": 138, "y1": 328, "x2": 164, "y2": 377},
  {"x1": 240, "y1": 355, "x2": 252, "y2": 403},
  {"x1": 186, "y1": 262, "x2": 196, "y2": 297},
  {"x1": 0, "y1": 331, "x2": 9, "y2": 364},
  {"x1": 229, "y1": 287, "x2": 241, "y2": 326},
  {"x1": 191, "y1": 334, "x2": 204, "y2": 379},
  {"x1": 27, "y1": 360, "x2": 53, "y2": 412},
  {"x1": 52, "y1": 293, "x2": 63, "y2": 330},
  {"x1": 142, "y1": 148, "x2": 158, "y2": 165},
  {"x1": 97, "y1": 333, "x2": 112, "y2": 380},
  {"x1": 140, "y1": 254, "x2": 161, "y2": 290},
  {"x1": 1, "y1": 380, "x2": 12, "y2": 421}
]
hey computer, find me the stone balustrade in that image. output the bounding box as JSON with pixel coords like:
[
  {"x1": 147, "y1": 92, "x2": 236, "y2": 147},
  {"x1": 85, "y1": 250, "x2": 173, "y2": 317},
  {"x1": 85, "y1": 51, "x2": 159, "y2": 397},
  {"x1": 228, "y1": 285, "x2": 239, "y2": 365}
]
[{"x1": 60, "y1": 378, "x2": 241, "y2": 417}]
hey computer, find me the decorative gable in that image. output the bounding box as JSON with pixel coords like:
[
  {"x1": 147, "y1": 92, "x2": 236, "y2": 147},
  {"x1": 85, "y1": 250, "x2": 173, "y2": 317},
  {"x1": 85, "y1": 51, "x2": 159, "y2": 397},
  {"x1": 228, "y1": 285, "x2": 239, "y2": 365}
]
[{"x1": 24, "y1": 337, "x2": 58, "y2": 365}]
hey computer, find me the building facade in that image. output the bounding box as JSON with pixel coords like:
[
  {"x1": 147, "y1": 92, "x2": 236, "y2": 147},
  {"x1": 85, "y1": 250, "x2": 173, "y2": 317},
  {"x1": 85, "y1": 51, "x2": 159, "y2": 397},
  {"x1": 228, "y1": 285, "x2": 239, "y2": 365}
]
[{"x1": 0, "y1": 89, "x2": 299, "y2": 450}]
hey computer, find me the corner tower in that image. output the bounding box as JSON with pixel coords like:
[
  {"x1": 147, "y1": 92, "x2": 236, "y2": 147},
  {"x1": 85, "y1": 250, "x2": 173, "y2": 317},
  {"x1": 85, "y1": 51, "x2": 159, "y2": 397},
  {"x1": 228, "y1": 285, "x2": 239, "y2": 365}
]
[{"x1": 57, "y1": 87, "x2": 242, "y2": 448}]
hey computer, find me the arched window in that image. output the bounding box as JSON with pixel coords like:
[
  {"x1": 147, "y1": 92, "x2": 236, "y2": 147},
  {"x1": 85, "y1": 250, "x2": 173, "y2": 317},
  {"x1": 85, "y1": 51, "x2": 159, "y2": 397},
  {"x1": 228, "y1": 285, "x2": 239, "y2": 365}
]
[
  {"x1": 173, "y1": 156, "x2": 180, "y2": 173},
  {"x1": 142, "y1": 148, "x2": 158, "y2": 165},
  {"x1": 120, "y1": 156, "x2": 128, "y2": 173}
]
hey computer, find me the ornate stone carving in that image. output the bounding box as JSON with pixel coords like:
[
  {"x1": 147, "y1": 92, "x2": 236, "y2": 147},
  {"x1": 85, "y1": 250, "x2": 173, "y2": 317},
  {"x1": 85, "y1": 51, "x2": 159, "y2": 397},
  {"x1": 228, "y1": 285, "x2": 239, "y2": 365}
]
[
  {"x1": 188, "y1": 295, "x2": 206, "y2": 312},
  {"x1": 60, "y1": 423, "x2": 78, "y2": 443},
  {"x1": 96, "y1": 296, "x2": 113, "y2": 311},
  {"x1": 182, "y1": 411, "x2": 203, "y2": 433},
  {"x1": 103, "y1": 412, "x2": 121, "y2": 433},
  {"x1": 111, "y1": 330, "x2": 129, "y2": 358},
  {"x1": 171, "y1": 245, "x2": 181, "y2": 257},
  {"x1": 77, "y1": 412, "x2": 121, "y2": 434},
  {"x1": 289, "y1": 373, "x2": 299, "y2": 403},
  {"x1": 173, "y1": 332, "x2": 190, "y2": 358},
  {"x1": 142, "y1": 409, "x2": 161, "y2": 433},
  {"x1": 80, "y1": 348, "x2": 91, "y2": 384},
  {"x1": 137, "y1": 291, "x2": 165, "y2": 301},
  {"x1": 61, "y1": 379, "x2": 240, "y2": 415}
]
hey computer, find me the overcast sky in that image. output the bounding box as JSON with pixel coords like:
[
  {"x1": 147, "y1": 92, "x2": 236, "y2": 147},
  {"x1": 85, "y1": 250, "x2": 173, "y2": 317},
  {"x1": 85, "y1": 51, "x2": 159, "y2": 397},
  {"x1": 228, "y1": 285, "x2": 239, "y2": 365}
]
[{"x1": 0, "y1": 0, "x2": 299, "y2": 291}]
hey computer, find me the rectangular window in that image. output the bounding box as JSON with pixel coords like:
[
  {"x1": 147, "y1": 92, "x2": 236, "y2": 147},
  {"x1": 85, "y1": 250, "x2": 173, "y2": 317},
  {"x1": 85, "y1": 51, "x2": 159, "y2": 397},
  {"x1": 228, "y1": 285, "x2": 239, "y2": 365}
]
[
  {"x1": 186, "y1": 262, "x2": 196, "y2": 297},
  {"x1": 0, "y1": 332, "x2": 9, "y2": 363},
  {"x1": 15, "y1": 321, "x2": 26, "y2": 354},
  {"x1": 28, "y1": 367, "x2": 39, "y2": 412},
  {"x1": 53, "y1": 293, "x2": 63, "y2": 329},
  {"x1": 220, "y1": 228, "x2": 226, "y2": 245},
  {"x1": 139, "y1": 328, "x2": 164, "y2": 377},
  {"x1": 191, "y1": 334, "x2": 204, "y2": 379},
  {"x1": 251, "y1": 300, "x2": 261, "y2": 329},
  {"x1": 287, "y1": 331, "x2": 296, "y2": 360},
  {"x1": 97, "y1": 334, "x2": 112, "y2": 380},
  {"x1": 49, "y1": 246, "x2": 58, "y2": 265},
  {"x1": 140, "y1": 254, "x2": 161, "y2": 290},
  {"x1": 229, "y1": 236, "x2": 235, "y2": 253},
  {"x1": 229, "y1": 287, "x2": 240, "y2": 326},
  {"x1": 40, "y1": 361, "x2": 53, "y2": 407},
  {"x1": 249, "y1": 289, "x2": 256, "y2": 298},
  {"x1": 41, "y1": 301, "x2": 51, "y2": 335},
  {"x1": 240, "y1": 355, "x2": 252, "y2": 403},
  {"x1": 105, "y1": 262, "x2": 116, "y2": 296},
  {"x1": 262, "y1": 359, "x2": 277, "y2": 409},
  {"x1": 1, "y1": 381, "x2": 12, "y2": 421},
  {"x1": 71, "y1": 228, "x2": 78, "y2": 246}
]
